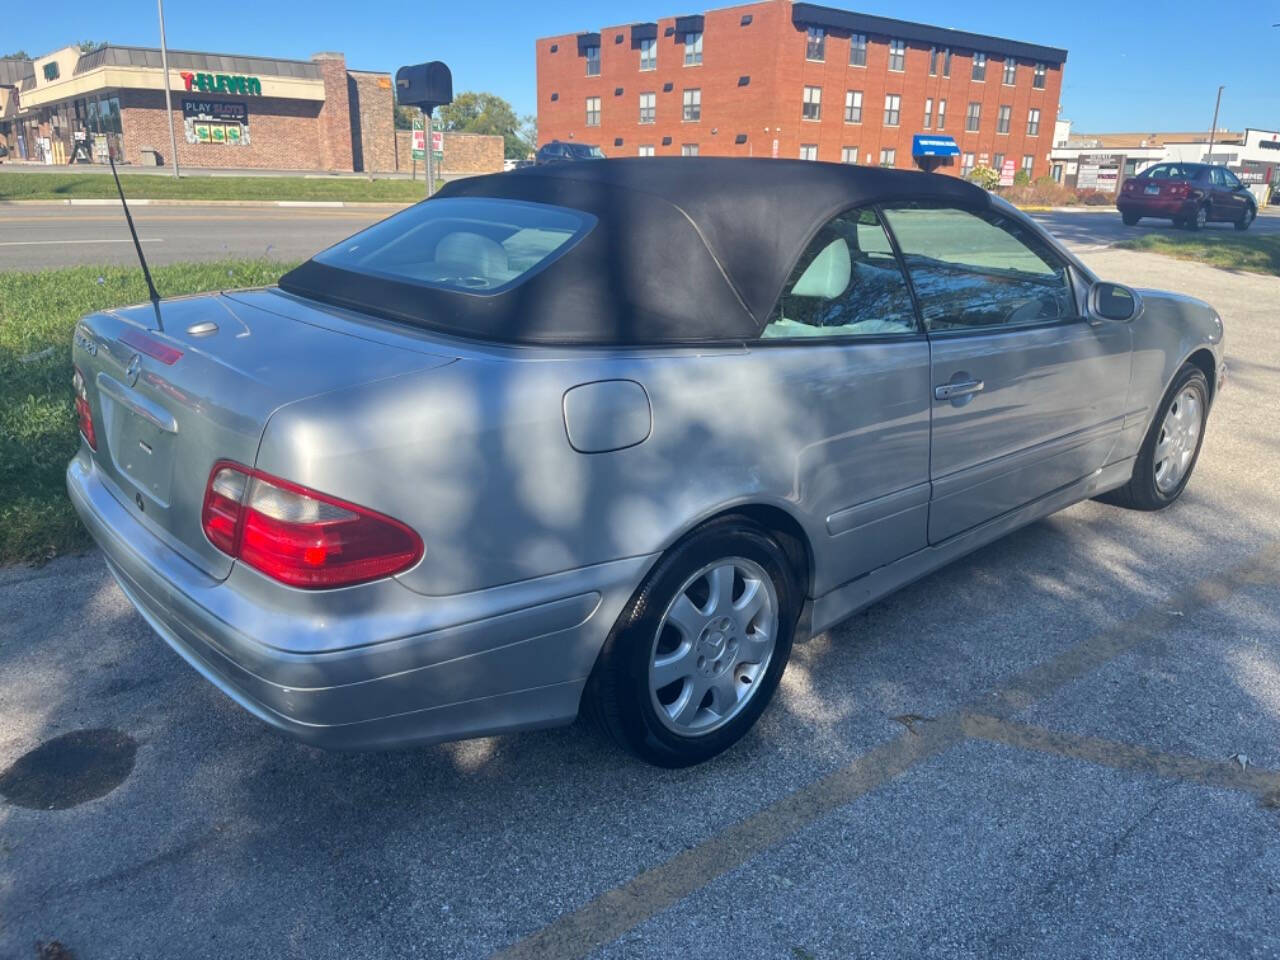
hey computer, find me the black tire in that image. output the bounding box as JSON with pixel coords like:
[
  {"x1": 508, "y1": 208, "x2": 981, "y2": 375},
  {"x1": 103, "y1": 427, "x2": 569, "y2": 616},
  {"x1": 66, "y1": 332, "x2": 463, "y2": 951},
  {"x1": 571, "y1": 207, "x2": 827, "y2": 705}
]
[
  {"x1": 1235, "y1": 205, "x2": 1255, "y2": 231},
  {"x1": 586, "y1": 516, "x2": 801, "y2": 767},
  {"x1": 1184, "y1": 203, "x2": 1208, "y2": 231},
  {"x1": 1098, "y1": 364, "x2": 1209, "y2": 511},
  {"x1": 1121, "y1": 211, "x2": 1140, "y2": 226}
]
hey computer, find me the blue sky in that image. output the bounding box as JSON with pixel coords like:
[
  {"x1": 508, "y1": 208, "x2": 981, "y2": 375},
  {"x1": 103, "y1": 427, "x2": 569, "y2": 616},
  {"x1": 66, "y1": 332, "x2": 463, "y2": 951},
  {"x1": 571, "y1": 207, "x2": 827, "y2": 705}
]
[{"x1": 7, "y1": 0, "x2": 1279, "y2": 133}]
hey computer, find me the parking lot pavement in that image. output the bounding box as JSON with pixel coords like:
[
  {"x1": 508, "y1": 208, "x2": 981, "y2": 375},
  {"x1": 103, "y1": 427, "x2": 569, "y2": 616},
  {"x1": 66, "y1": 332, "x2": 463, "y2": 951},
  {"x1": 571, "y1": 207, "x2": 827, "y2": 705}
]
[
  {"x1": 0, "y1": 204, "x2": 388, "y2": 270},
  {"x1": 2, "y1": 244, "x2": 1279, "y2": 960},
  {"x1": 1031, "y1": 205, "x2": 1280, "y2": 249}
]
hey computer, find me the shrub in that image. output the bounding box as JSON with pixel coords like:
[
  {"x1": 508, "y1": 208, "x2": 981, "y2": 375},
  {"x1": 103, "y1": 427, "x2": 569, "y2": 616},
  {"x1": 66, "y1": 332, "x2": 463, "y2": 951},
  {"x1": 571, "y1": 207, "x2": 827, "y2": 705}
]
[
  {"x1": 1075, "y1": 188, "x2": 1113, "y2": 206},
  {"x1": 967, "y1": 165, "x2": 1000, "y2": 191},
  {"x1": 1013, "y1": 169, "x2": 1031, "y2": 186}
]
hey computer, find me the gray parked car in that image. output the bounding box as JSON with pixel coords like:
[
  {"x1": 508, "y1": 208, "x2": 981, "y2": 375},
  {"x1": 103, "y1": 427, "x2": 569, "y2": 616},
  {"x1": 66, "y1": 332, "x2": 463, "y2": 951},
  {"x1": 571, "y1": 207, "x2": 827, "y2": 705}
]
[{"x1": 68, "y1": 159, "x2": 1225, "y2": 766}]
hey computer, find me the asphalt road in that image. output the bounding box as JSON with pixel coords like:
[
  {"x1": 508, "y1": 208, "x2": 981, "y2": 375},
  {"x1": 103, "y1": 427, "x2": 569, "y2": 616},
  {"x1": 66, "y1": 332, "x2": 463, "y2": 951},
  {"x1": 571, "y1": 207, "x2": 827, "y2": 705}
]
[
  {"x1": 0, "y1": 204, "x2": 392, "y2": 270},
  {"x1": 3, "y1": 241, "x2": 1280, "y2": 960},
  {"x1": 1030, "y1": 205, "x2": 1280, "y2": 249},
  {"x1": 2, "y1": 203, "x2": 1277, "y2": 272}
]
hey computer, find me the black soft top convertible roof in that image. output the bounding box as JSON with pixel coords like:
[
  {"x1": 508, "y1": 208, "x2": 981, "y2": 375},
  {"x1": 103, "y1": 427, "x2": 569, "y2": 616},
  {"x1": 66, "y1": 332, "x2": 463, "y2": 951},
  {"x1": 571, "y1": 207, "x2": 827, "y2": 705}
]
[{"x1": 279, "y1": 158, "x2": 990, "y2": 345}]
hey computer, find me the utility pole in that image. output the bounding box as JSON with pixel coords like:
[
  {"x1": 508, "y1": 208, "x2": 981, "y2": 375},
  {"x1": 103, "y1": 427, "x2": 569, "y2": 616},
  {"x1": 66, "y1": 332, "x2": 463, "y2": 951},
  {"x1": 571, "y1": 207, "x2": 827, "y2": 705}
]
[
  {"x1": 1206, "y1": 85, "x2": 1224, "y2": 165},
  {"x1": 157, "y1": 0, "x2": 181, "y2": 178}
]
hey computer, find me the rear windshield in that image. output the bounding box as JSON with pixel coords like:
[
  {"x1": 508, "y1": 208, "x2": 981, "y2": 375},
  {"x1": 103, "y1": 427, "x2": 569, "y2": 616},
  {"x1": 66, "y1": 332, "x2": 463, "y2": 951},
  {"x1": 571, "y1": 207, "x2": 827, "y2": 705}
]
[
  {"x1": 1143, "y1": 163, "x2": 1203, "y2": 180},
  {"x1": 568, "y1": 144, "x2": 605, "y2": 159},
  {"x1": 312, "y1": 197, "x2": 595, "y2": 294}
]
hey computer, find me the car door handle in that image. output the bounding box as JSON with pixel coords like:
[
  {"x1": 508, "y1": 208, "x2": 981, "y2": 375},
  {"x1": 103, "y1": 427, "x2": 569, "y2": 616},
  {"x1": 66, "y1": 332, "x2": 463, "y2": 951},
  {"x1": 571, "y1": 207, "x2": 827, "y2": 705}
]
[{"x1": 934, "y1": 379, "x2": 985, "y2": 401}]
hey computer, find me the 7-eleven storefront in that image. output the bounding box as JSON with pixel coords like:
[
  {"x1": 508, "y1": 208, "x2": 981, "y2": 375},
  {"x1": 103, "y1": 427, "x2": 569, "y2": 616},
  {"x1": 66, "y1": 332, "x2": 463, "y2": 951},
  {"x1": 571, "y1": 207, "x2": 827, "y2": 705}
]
[{"x1": 13, "y1": 44, "x2": 397, "y2": 172}]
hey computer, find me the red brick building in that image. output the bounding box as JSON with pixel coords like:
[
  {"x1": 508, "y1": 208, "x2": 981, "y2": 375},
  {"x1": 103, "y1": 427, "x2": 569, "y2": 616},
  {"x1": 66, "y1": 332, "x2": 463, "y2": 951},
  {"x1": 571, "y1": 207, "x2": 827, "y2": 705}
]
[{"x1": 537, "y1": 0, "x2": 1066, "y2": 179}]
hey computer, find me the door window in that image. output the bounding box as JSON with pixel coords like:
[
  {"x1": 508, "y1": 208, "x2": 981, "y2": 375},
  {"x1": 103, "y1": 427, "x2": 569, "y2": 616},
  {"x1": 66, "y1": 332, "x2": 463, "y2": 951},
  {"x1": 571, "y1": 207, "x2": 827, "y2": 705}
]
[
  {"x1": 881, "y1": 204, "x2": 1075, "y2": 332},
  {"x1": 1222, "y1": 169, "x2": 1244, "y2": 190},
  {"x1": 762, "y1": 208, "x2": 918, "y2": 339}
]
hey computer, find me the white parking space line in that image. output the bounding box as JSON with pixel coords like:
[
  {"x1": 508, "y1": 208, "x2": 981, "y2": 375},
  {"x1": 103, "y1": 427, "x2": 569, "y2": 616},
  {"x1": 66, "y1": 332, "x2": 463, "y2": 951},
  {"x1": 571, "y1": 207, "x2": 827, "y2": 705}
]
[{"x1": 0, "y1": 238, "x2": 163, "y2": 247}]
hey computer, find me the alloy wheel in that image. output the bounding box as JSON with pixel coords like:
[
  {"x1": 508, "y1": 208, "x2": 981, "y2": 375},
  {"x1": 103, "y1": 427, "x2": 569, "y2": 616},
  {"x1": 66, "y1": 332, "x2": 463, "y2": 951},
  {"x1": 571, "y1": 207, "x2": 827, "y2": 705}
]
[
  {"x1": 647, "y1": 557, "x2": 779, "y2": 736},
  {"x1": 1154, "y1": 386, "x2": 1203, "y2": 494}
]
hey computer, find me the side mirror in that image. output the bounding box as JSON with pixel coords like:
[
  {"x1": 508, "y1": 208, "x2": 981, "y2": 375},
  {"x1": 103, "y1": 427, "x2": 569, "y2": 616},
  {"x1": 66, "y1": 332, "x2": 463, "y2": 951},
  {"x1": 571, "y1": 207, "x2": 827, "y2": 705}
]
[{"x1": 1089, "y1": 281, "x2": 1142, "y2": 323}]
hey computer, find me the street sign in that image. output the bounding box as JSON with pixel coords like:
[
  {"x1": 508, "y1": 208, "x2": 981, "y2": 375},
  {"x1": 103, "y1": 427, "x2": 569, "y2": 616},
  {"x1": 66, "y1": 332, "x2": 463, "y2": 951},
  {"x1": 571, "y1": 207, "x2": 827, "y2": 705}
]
[{"x1": 411, "y1": 116, "x2": 425, "y2": 160}]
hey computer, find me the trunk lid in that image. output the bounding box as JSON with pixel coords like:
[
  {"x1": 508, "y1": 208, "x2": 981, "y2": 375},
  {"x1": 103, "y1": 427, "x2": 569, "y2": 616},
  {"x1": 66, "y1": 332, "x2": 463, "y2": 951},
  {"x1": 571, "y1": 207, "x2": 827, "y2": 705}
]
[{"x1": 73, "y1": 290, "x2": 455, "y2": 580}]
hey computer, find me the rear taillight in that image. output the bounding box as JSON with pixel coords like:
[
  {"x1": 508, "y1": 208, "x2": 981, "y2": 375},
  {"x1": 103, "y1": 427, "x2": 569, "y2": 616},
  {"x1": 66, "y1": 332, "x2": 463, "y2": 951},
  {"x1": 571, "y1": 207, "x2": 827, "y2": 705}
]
[
  {"x1": 201, "y1": 462, "x2": 423, "y2": 588},
  {"x1": 1167, "y1": 182, "x2": 1189, "y2": 197},
  {"x1": 72, "y1": 366, "x2": 97, "y2": 450}
]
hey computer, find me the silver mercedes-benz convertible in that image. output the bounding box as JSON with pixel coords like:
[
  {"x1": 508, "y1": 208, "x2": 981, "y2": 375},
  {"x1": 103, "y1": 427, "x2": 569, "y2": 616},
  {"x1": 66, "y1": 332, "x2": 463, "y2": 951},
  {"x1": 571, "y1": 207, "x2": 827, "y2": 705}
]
[{"x1": 68, "y1": 159, "x2": 1224, "y2": 766}]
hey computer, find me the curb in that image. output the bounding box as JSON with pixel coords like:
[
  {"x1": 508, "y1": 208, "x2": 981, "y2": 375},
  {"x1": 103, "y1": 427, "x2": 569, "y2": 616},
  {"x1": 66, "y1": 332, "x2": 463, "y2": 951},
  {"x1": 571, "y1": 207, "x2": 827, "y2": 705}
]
[{"x1": 0, "y1": 198, "x2": 414, "y2": 209}]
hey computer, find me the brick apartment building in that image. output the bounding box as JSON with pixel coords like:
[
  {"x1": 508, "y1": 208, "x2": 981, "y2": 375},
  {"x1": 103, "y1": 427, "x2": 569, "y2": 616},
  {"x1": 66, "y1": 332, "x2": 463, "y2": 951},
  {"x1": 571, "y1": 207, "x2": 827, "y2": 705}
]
[{"x1": 537, "y1": 0, "x2": 1067, "y2": 179}]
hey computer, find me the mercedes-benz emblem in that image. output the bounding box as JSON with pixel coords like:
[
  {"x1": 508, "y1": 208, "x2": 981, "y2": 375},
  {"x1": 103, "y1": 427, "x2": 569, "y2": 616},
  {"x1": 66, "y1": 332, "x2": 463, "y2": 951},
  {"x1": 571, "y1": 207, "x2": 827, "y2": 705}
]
[{"x1": 125, "y1": 354, "x2": 141, "y2": 387}]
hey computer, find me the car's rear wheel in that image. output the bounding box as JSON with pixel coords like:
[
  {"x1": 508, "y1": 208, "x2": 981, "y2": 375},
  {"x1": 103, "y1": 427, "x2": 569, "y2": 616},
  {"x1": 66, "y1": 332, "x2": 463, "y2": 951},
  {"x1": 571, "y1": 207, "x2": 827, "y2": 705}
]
[
  {"x1": 1098, "y1": 364, "x2": 1209, "y2": 511},
  {"x1": 1121, "y1": 211, "x2": 1140, "y2": 226},
  {"x1": 587, "y1": 517, "x2": 800, "y2": 767},
  {"x1": 1235, "y1": 205, "x2": 1255, "y2": 231},
  {"x1": 1184, "y1": 203, "x2": 1208, "y2": 231}
]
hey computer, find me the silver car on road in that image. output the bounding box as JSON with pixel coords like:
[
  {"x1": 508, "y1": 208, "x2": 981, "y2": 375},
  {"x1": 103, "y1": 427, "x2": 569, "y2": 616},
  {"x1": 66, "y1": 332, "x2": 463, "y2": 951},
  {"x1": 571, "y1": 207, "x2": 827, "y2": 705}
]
[{"x1": 68, "y1": 159, "x2": 1225, "y2": 765}]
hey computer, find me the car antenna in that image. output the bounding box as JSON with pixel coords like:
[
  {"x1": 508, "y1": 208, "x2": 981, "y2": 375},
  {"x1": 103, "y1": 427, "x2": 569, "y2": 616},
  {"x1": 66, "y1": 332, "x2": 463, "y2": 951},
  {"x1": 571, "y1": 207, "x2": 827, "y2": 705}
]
[{"x1": 108, "y1": 152, "x2": 164, "y2": 332}]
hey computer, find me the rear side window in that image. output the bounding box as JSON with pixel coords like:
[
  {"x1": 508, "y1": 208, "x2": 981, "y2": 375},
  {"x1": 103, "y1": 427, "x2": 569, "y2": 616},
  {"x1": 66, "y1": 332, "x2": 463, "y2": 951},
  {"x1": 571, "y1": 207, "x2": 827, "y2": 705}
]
[
  {"x1": 313, "y1": 198, "x2": 594, "y2": 294},
  {"x1": 763, "y1": 207, "x2": 918, "y2": 339},
  {"x1": 881, "y1": 203, "x2": 1074, "y2": 332}
]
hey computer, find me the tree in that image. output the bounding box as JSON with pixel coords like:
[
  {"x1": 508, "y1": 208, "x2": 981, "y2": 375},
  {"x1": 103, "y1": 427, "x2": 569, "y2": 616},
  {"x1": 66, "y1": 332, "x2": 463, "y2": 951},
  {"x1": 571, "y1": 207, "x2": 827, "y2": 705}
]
[
  {"x1": 78, "y1": 40, "x2": 106, "y2": 54},
  {"x1": 437, "y1": 91, "x2": 532, "y2": 159},
  {"x1": 2, "y1": 50, "x2": 31, "y2": 60},
  {"x1": 393, "y1": 104, "x2": 417, "y2": 131},
  {"x1": 967, "y1": 165, "x2": 1000, "y2": 191}
]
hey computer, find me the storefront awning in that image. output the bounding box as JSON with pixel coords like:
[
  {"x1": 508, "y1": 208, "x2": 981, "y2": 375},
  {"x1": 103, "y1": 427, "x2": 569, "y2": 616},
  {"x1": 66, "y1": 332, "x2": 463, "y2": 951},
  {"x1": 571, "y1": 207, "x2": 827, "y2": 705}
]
[
  {"x1": 912, "y1": 135, "x2": 960, "y2": 158},
  {"x1": 630, "y1": 23, "x2": 658, "y2": 43}
]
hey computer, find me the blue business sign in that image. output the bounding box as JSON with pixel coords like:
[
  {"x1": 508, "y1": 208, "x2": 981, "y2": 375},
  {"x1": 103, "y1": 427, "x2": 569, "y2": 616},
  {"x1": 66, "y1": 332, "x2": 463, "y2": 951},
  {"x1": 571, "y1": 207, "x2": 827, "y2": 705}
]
[{"x1": 912, "y1": 135, "x2": 960, "y2": 157}]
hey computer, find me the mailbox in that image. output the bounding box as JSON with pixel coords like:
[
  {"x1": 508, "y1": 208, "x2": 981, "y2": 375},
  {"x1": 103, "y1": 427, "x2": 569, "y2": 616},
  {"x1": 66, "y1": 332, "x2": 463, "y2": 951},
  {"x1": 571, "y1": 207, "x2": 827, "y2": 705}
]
[{"x1": 395, "y1": 61, "x2": 453, "y2": 114}]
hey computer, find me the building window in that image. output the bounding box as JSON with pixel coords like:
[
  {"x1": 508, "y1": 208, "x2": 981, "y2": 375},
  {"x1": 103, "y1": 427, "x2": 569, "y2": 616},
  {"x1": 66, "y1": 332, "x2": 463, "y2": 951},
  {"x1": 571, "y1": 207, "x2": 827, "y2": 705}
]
[
  {"x1": 800, "y1": 144, "x2": 818, "y2": 161},
  {"x1": 1027, "y1": 108, "x2": 1040, "y2": 136},
  {"x1": 849, "y1": 33, "x2": 867, "y2": 67},
  {"x1": 883, "y1": 93, "x2": 901, "y2": 126},
  {"x1": 841, "y1": 146, "x2": 858, "y2": 164},
  {"x1": 684, "y1": 31, "x2": 703, "y2": 66},
  {"x1": 997, "y1": 105, "x2": 1011, "y2": 134},
  {"x1": 585, "y1": 45, "x2": 600, "y2": 76},
  {"x1": 638, "y1": 145, "x2": 655, "y2": 157},
  {"x1": 681, "y1": 143, "x2": 699, "y2": 156},
  {"x1": 1022, "y1": 154, "x2": 1035, "y2": 177},
  {"x1": 992, "y1": 153, "x2": 1005, "y2": 172},
  {"x1": 638, "y1": 92, "x2": 656, "y2": 124},
  {"x1": 1033, "y1": 63, "x2": 1046, "y2": 89},
  {"x1": 880, "y1": 148, "x2": 896, "y2": 167},
  {"x1": 966, "y1": 101, "x2": 981, "y2": 132},
  {"x1": 937, "y1": 99, "x2": 947, "y2": 130},
  {"x1": 943, "y1": 49, "x2": 952, "y2": 77},
  {"x1": 923, "y1": 98, "x2": 933, "y2": 129},
  {"x1": 972, "y1": 52, "x2": 987, "y2": 81},
  {"x1": 929, "y1": 46, "x2": 938, "y2": 76},
  {"x1": 682, "y1": 88, "x2": 701, "y2": 121},
  {"x1": 806, "y1": 26, "x2": 825, "y2": 62},
  {"x1": 585, "y1": 96, "x2": 601, "y2": 126},
  {"x1": 844, "y1": 90, "x2": 862, "y2": 124},
  {"x1": 961, "y1": 152, "x2": 975, "y2": 176},
  {"x1": 1003, "y1": 59, "x2": 1017, "y2": 85},
  {"x1": 639, "y1": 37, "x2": 657, "y2": 71},
  {"x1": 803, "y1": 85, "x2": 822, "y2": 121},
  {"x1": 888, "y1": 39, "x2": 906, "y2": 72}
]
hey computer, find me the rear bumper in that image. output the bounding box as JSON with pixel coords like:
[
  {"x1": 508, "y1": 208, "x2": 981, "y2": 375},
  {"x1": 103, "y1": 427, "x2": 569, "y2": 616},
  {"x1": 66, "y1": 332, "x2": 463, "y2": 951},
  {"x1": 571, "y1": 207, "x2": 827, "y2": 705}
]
[
  {"x1": 67, "y1": 452, "x2": 652, "y2": 749},
  {"x1": 1116, "y1": 195, "x2": 1196, "y2": 218}
]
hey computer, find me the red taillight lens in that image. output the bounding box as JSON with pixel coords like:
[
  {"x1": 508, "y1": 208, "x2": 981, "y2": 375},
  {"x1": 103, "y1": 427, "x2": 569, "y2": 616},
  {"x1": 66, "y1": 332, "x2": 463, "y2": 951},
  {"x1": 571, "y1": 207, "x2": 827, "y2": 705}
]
[
  {"x1": 1167, "y1": 182, "x2": 1188, "y2": 196},
  {"x1": 201, "y1": 462, "x2": 423, "y2": 589},
  {"x1": 72, "y1": 366, "x2": 97, "y2": 450}
]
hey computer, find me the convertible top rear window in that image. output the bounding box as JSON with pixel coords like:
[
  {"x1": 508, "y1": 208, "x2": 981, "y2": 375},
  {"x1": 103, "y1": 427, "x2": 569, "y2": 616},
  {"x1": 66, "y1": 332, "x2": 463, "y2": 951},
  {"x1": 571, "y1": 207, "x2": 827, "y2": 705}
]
[{"x1": 312, "y1": 198, "x2": 594, "y2": 295}]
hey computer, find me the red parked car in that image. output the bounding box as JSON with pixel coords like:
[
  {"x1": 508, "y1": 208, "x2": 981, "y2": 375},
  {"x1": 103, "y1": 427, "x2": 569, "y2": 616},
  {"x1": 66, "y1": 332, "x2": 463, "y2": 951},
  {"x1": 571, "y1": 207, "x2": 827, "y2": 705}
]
[{"x1": 1117, "y1": 162, "x2": 1257, "y2": 231}]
